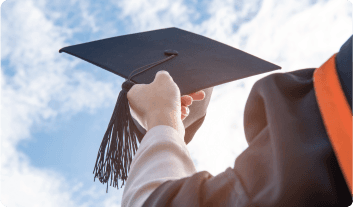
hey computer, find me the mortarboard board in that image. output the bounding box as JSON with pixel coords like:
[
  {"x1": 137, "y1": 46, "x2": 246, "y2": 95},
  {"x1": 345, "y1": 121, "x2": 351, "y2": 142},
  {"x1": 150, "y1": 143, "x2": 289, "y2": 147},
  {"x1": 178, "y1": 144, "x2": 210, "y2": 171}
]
[{"x1": 59, "y1": 27, "x2": 281, "y2": 192}]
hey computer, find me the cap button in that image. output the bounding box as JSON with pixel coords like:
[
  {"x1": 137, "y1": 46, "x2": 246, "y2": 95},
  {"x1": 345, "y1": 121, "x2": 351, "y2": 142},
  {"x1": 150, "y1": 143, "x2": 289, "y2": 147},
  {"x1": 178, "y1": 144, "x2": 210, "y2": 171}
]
[{"x1": 164, "y1": 49, "x2": 178, "y2": 56}]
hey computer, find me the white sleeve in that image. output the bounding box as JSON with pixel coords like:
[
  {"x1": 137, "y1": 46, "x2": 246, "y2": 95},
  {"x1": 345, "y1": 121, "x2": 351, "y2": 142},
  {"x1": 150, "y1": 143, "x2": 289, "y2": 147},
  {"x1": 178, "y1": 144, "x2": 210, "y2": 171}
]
[{"x1": 121, "y1": 125, "x2": 197, "y2": 207}]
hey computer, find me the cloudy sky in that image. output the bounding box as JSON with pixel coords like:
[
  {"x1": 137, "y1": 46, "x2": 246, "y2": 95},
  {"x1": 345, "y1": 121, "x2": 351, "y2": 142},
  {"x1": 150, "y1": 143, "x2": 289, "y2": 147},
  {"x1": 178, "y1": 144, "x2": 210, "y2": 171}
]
[{"x1": 1, "y1": 0, "x2": 352, "y2": 206}]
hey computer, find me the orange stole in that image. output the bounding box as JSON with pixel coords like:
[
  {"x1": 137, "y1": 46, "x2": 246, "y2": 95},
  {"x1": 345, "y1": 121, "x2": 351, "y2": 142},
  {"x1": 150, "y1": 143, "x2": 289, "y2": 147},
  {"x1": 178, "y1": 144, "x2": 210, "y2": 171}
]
[{"x1": 313, "y1": 54, "x2": 353, "y2": 195}]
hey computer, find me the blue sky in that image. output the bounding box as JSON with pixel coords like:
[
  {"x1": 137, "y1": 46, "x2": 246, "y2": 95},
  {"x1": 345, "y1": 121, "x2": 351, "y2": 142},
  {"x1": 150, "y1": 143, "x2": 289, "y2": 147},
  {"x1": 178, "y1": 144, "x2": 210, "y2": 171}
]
[{"x1": 1, "y1": 0, "x2": 352, "y2": 206}]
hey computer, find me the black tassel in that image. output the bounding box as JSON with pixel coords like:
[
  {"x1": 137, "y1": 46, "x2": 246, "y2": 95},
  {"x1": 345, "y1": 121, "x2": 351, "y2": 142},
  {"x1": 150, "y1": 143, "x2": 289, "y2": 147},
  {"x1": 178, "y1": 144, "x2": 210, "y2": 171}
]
[
  {"x1": 92, "y1": 51, "x2": 178, "y2": 193},
  {"x1": 93, "y1": 80, "x2": 142, "y2": 193}
]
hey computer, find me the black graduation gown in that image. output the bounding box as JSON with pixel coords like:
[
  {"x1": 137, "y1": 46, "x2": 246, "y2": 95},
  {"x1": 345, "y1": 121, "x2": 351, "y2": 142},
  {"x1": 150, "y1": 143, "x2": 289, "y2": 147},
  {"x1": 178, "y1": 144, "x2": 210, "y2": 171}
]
[{"x1": 142, "y1": 38, "x2": 353, "y2": 207}]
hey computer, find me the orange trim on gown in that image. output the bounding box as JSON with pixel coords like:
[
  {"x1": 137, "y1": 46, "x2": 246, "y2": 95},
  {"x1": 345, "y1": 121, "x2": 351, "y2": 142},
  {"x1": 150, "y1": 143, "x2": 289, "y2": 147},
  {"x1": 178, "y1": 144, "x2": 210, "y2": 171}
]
[{"x1": 313, "y1": 54, "x2": 353, "y2": 195}]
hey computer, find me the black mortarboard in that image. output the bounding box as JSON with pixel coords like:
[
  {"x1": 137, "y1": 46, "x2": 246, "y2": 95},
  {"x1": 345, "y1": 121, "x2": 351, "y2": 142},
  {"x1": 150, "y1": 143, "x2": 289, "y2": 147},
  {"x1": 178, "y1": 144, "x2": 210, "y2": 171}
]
[{"x1": 59, "y1": 27, "x2": 281, "y2": 192}]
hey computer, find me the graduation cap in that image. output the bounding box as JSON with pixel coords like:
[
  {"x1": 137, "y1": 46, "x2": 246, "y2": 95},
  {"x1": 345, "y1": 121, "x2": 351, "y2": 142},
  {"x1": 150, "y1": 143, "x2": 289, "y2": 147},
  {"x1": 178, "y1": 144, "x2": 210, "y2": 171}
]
[{"x1": 59, "y1": 27, "x2": 281, "y2": 192}]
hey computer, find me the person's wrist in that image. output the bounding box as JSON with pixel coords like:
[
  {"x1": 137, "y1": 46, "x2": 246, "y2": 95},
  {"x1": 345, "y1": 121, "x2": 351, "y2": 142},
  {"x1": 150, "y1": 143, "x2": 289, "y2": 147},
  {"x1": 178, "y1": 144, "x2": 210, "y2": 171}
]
[{"x1": 146, "y1": 109, "x2": 185, "y2": 138}]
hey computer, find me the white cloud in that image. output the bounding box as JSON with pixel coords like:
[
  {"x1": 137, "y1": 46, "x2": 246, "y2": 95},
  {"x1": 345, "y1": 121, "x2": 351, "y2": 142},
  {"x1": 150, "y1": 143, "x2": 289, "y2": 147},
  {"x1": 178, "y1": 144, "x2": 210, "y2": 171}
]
[
  {"x1": 236, "y1": 0, "x2": 352, "y2": 71},
  {"x1": 1, "y1": 0, "x2": 116, "y2": 206},
  {"x1": 1, "y1": 0, "x2": 352, "y2": 206},
  {"x1": 114, "y1": 0, "x2": 196, "y2": 32}
]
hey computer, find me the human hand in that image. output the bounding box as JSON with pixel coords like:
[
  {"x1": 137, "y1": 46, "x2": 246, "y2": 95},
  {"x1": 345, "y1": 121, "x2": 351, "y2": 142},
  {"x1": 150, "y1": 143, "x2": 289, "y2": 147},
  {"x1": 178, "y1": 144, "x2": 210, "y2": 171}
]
[
  {"x1": 127, "y1": 71, "x2": 183, "y2": 135},
  {"x1": 127, "y1": 71, "x2": 205, "y2": 137}
]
